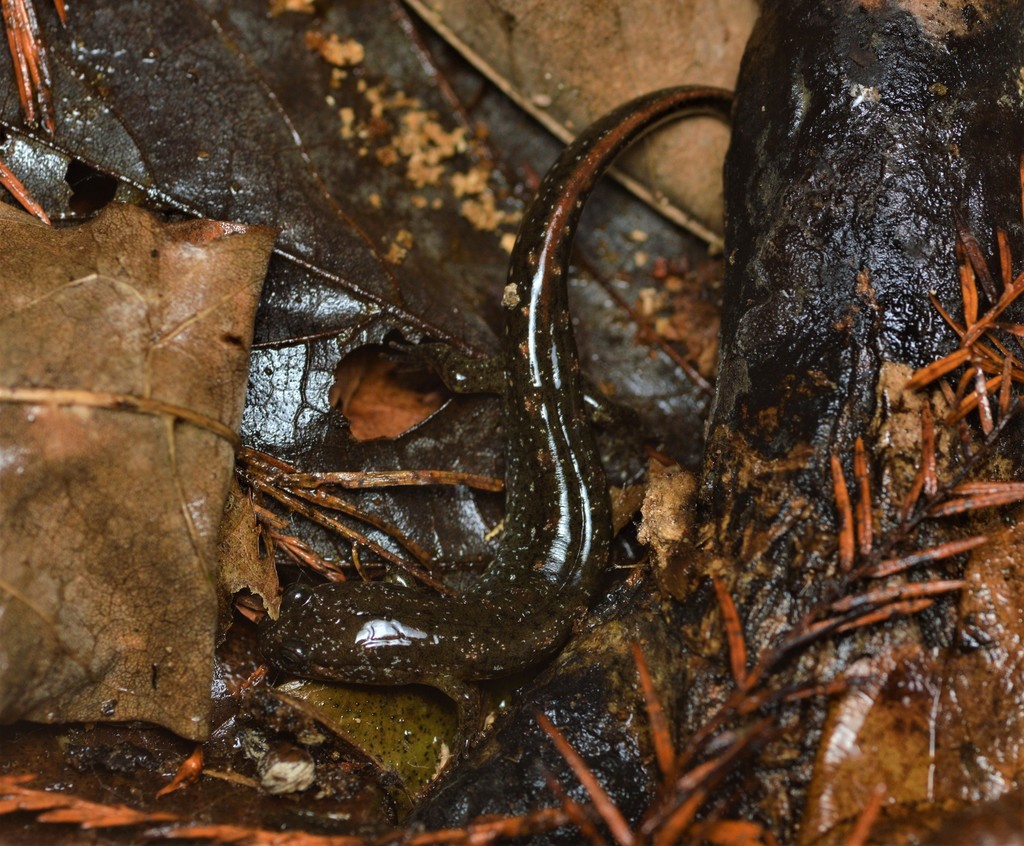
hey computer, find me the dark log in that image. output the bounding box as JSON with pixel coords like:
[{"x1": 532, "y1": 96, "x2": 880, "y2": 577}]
[
  {"x1": 703, "y1": 0, "x2": 1024, "y2": 597},
  {"x1": 692, "y1": 0, "x2": 1024, "y2": 839}
]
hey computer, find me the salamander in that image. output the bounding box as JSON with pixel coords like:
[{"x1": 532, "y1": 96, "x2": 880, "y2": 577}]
[{"x1": 259, "y1": 86, "x2": 733, "y2": 727}]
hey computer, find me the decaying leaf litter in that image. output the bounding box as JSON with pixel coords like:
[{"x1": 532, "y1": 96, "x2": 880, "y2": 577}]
[
  {"x1": 0, "y1": 0, "x2": 732, "y2": 840},
  {"x1": 0, "y1": 204, "x2": 275, "y2": 738},
  {"x1": 5, "y1": 1, "x2": 1024, "y2": 845}
]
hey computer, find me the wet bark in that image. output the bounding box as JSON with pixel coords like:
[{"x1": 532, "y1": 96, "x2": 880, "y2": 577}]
[
  {"x1": 693, "y1": 0, "x2": 1024, "y2": 838},
  {"x1": 702, "y1": 0, "x2": 1024, "y2": 616}
]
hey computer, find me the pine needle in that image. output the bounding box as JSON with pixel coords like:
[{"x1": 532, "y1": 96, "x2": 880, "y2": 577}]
[
  {"x1": 928, "y1": 484, "x2": 1024, "y2": 516},
  {"x1": 997, "y1": 228, "x2": 1013, "y2": 289},
  {"x1": 843, "y1": 783, "x2": 887, "y2": 846},
  {"x1": 156, "y1": 746, "x2": 204, "y2": 798},
  {"x1": 972, "y1": 360, "x2": 994, "y2": 434},
  {"x1": 853, "y1": 438, "x2": 873, "y2": 557},
  {"x1": 831, "y1": 455, "x2": 855, "y2": 572},
  {"x1": 536, "y1": 713, "x2": 634, "y2": 846},
  {"x1": 867, "y1": 535, "x2": 988, "y2": 578},
  {"x1": 905, "y1": 347, "x2": 970, "y2": 391},
  {"x1": 0, "y1": 775, "x2": 177, "y2": 829},
  {"x1": 0, "y1": 157, "x2": 51, "y2": 223},
  {"x1": 631, "y1": 643, "x2": 675, "y2": 782},
  {"x1": 960, "y1": 243, "x2": 978, "y2": 327},
  {"x1": 955, "y1": 210, "x2": 999, "y2": 303},
  {"x1": 713, "y1": 577, "x2": 749, "y2": 689}
]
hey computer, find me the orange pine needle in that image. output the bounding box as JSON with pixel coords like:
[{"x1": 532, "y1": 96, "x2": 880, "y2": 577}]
[
  {"x1": 243, "y1": 473, "x2": 448, "y2": 593},
  {"x1": 690, "y1": 819, "x2": 779, "y2": 846},
  {"x1": 272, "y1": 529, "x2": 346, "y2": 581},
  {"x1": 1, "y1": 1, "x2": 34, "y2": 124},
  {"x1": 962, "y1": 271, "x2": 1024, "y2": 348},
  {"x1": 542, "y1": 774, "x2": 609, "y2": 846},
  {"x1": 899, "y1": 468, "x2": 925, "y2": 523},
  {"x1": 0, "y1": 157, "x2": 50, "y2": 223},
  {"x1": 853, "y1": 438, "x2": 872, "y2": 557},
  {"x1": 928, "y1": 486, "x2": 1024, "y2": 516},
  {"x1": 940, "y1": 379, "x2": 974, "y2": 456},
  {"x1": 829, "y1": 579, "x2": 964, "y2": 615},
  {"x1": 997, "y1": 229, "x2": 1013, "y2": 289},
  {"x1": 17, "y1": 1, "x2": 42, "y2": 90},
  {"x1": 156, "y1": 746, "x2": 203, "y2": 798},
  {"x1": 654, "y1": 788, "x2": 709, "y2": 846},
  {"x1": 401, "y1": 810, "x2": 571, "y2": 845},
  {"x1": 8, "y1": 0, "x2": 55, "y2": 134},
  {"x1": 969, "y1": 330, "x2": 1024, "y2": 377},
  {"x1": 0, "y1": 772, "x2": 573, "y2": 844},
  {"x1": 781, "y1": 677, "x2": 850, "y2": 704},
  {"x1": 1000, "y1": 353, "x2": 1014, "y2": 416},
  {"x1": 869, "y1": 534, "x2": 988, "y2": 578},
  {"x1": 901, "y1": 469, "x2": 925, "y2": 520},
  {"x1": 28, "y1": 0, "x2": 55, "y2": 132},
  {"x1": 654, "y1": 720, "x2": 772, "y2": 846},
  {"x1": 831, "y1": 455, "x2": 855, "y2": 572},
  {"x1": 946, "y1": 373, "x2": 1001, "y2": 424},
  {"x1": 960, "y1": 247, "x2": 978, "y2": 328},
  {"x1": 52, "y1": 0, "x2": 65, "y2": 24},
  {"x1": 900, "y1": 405, "x2": 935, "y2": 520},
  {"x1": 953, "y1": 480, "x2": 1024, "y2": 495},
  {"x1": 930, "y1": 291, "x2": 967, "y2": 337},
  {"x1": 954, "y1": 366, "x2": 974, "y2": 403},
  {"x1": 536, "y1": 713, "x2": 635, "y2": 846},
  {"x1": 804, "y1": 599, "x2": 935, "y2": 640},
  {"x1": 712, "y1": 577, "x2": 748, "y2": 689},
  {"x1": 844, "y1": 783, "x2": 887, "y2": 846},
  {"x1": 239, "y1": 664, "x2": 266, "y2": 692},
  {"x1": 921, "y1": 292, "x2": 1020, "y2": 381},
  {"x1": 955, "y1": 212, "x2": 999, "y2": 303},
  {"x1": 163, "y1": 822, "x2": 365, "y2": 843},
  {"x1": 905, "y1": 347, "x2": 971, "y2": 391},
  {"x1": 631, "y1": 643, "x2": 675, "y2": 783},
  {"x1": 834, "y1": 598, "x2": 935, "y2": 634},
  {"x1": 0, "y1": 776, "x2": 177, "y2": 828}
]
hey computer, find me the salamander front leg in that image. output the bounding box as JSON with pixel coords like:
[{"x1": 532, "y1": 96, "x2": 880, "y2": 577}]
[
  {"x1": 391, "y1": 339, "x2": 505, "y2": 395},
  {"x1": 435, "y1": 677, "x2": 483, "y2": 750}
]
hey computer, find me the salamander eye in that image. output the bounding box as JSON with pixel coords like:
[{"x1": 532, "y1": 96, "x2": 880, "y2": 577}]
[
  {"x1": 283, "y1": 584, "x2": 315, "y2": 608},
  {"x1": 274, "y1": 637, "x2": 310, "y2": 673}
]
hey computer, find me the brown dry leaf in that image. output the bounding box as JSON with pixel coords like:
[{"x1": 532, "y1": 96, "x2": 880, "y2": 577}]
[
  {"x1": 331, "y1": 347, "x2": 447, "y2": 441},
  {"x1": 406, "y1": 0, "x2": 757, "y2": 243},
  {"x1": 638, "y1": 462, "x2": 700, "y2": 600},
  {"x1": 0, "y1": 203, "x2": 276, "y2": 740},
  {"x1": 805, "y1": 508, "x2": 1024, "y2": 840},
  {"x1": 217, "y1": 478, "x2": 280, "y2": 621}
]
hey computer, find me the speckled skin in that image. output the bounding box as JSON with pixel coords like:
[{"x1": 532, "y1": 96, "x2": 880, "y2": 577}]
[{"x1": 259, "y1": 86, "x2": 733, "y2": 725}]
